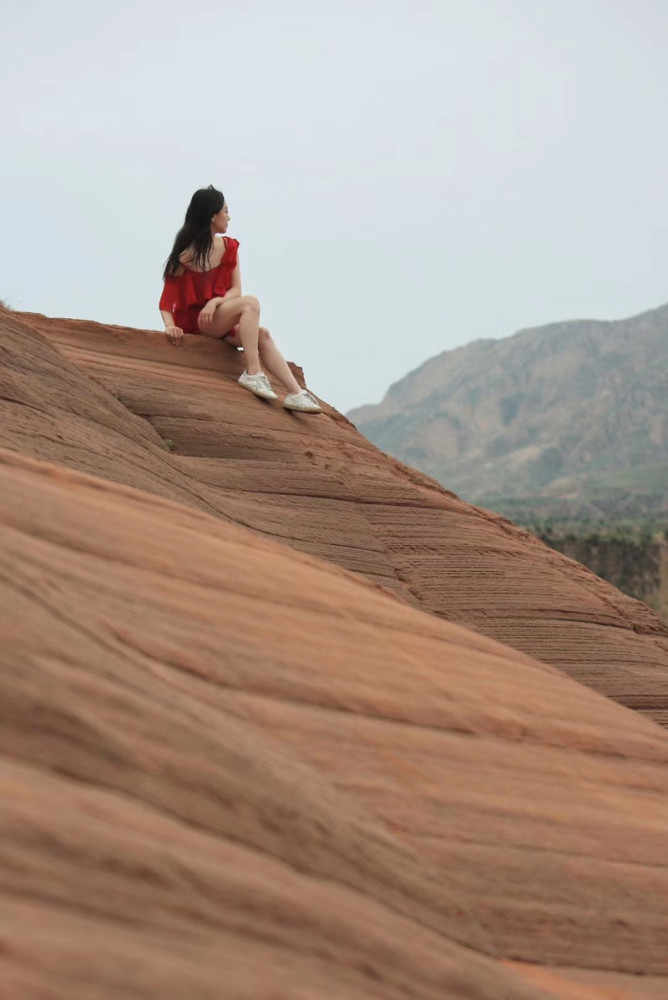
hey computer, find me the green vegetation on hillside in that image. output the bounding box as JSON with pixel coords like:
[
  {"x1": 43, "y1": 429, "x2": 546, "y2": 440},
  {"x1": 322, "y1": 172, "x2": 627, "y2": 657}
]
[{"x1": 480, "y1": 461, "x2": 668, "y2": 534}]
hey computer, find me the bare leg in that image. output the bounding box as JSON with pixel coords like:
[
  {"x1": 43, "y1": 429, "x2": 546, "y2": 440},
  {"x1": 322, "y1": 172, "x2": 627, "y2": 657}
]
[
  {"x1": 201, "y1": 296, "x2": 263, "y2": 375},
  {"x1": 225, "y1": 325, "x2": 302, "y2": 394},
  {"x1": 257, "y1": 328, "x2": 301, "y2": 394}
]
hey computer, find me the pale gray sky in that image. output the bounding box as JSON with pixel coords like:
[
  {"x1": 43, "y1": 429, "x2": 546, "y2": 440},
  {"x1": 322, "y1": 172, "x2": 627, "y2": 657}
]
[{"x1": 2, "y1": 0, "x2": 667, "y2": 412}]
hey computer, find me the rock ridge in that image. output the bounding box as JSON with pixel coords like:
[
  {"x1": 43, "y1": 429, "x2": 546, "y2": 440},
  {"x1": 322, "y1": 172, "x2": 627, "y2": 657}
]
[
  {"x1": 3, "y1": 308, "x2": 668, "y2": 726},
  {"x1": 3, "y1": 447, "x2": 668, "y2": 997},
  {"x1": 3, "y1": 307, "x2": 668, "y2": 996}
]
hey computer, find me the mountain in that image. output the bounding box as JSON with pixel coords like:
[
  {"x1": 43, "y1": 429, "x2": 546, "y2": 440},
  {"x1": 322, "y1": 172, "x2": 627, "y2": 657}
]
[
  {"x1": 3, "y1": 307, "x2": 668, "y2": 996},
  {"x1": 347, "y1": 303, "x2": 668, "y2": 521}
]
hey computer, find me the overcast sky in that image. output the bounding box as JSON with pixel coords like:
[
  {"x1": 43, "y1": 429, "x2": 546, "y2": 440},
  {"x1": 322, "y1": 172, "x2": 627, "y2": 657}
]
[{"x1": 2, "y1": 0, "x2": 667, "y2": 413}]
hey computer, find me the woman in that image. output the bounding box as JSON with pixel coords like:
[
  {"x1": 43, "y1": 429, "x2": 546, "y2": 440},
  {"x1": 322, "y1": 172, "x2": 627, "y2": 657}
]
[{"x1": 159, "y1": 186, "x2": 322, "y2": 413}]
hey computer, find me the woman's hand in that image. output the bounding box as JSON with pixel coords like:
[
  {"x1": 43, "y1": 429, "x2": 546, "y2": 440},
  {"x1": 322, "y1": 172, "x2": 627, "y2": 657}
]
[
  {"x1": 165, "y1": 325, "x2": 184, "y2": 345},
  {"x1": 198, "y1": 298, "x2": 221, "y2": 333}
]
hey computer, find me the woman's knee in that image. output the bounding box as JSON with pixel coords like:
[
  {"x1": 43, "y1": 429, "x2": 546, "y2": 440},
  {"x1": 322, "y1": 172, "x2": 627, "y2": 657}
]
[
  {"x1": 258, "y1": 325, "x2": 272, "y2": 343},
  {"x1": 240, "y1": 294, "x2": 260, "y2": 314}
]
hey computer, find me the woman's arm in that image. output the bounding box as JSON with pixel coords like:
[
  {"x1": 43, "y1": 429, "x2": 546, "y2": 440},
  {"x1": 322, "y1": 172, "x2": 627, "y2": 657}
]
[
  {"x1": 160, "y1": 305, "x2": 183, "y2": 345},
  {"x1": 159, "y1": 273, "x2": 185, "y2": 343},
  {"x1": 159, "y1": 274, "x2": 181, "y2": 327},
  {"x1": 200, "y1": 261, "x2": 241, "y2": 316}
]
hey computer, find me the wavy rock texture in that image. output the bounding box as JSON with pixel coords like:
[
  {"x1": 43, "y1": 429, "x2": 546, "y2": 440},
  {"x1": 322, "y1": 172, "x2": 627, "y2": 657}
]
[
  {"x1": 2, "y1": 447, "x2": 668, "y2": 999},
  {"x1": 3, "y1": 310, "x2": 668, "y2": 728}
]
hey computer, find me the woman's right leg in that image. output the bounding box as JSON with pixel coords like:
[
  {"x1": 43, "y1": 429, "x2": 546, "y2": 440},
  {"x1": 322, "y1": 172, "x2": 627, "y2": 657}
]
[{"x1": 200, "y1": 296, "x2": 263, "y2": 375}]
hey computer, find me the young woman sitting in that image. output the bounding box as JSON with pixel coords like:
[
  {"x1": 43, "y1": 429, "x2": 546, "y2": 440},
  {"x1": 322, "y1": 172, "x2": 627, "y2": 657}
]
[{"x1": 159, "y1": 185, "x2": 321, "y2": 413}]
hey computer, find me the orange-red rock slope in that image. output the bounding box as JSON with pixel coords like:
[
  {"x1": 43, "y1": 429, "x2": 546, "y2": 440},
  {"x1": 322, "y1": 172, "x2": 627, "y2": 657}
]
[
  {"x1": 2, "y1": 448, "x2": 668, "y2": 998},
  {"x1": 4, "y1": 309, "x2": 668, "y2": 726}
]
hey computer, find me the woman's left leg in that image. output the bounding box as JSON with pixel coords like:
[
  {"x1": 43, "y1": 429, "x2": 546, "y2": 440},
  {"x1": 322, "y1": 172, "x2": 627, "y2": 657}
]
[{"x1": 227, "y1": 326, "x2": 301, "y2": 394}]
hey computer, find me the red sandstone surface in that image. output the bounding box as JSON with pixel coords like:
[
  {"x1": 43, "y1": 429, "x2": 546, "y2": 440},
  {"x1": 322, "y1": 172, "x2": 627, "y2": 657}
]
[
  {"x1": 4, "y1": 310, "x2": 668, "y2": 724},
  {"x1": 2, "y1": 309, "x2": 668, "y2": 997}
]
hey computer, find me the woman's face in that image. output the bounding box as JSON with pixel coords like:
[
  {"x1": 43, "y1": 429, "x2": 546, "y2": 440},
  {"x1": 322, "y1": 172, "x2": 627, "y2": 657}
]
[{"x1": 211, "y1": 201, "x2": 230, "y2": 233}]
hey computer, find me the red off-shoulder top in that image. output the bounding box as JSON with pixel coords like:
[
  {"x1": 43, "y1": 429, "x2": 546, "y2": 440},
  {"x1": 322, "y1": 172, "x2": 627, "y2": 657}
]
[{"x1": 159, "y1": 236, "x2": 240, "y2": 334}]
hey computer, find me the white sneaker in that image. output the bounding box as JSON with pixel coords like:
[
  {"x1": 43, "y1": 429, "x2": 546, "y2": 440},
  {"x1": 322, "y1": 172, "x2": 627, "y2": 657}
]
[
  {"x1": 237, "y1": 370, "x2": 278, "y2": 400},
  {"x1": 283, "y1": 389, "x2": 322, "y2": 413}
]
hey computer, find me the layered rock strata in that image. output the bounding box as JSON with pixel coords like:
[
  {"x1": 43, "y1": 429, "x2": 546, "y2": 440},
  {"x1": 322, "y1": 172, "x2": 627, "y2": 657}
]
[
  {"x1": 2, "y1": 448, "x2": 668, "y2": 997},
  {"x1": 3, "y1": 310, "x2": 668, "y2": 726}
]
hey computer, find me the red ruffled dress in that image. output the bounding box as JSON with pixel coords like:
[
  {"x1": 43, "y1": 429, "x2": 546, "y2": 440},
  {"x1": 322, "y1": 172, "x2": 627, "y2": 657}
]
[{"x1": 159, "y1": 236, "x2": 240, "y2": 334}]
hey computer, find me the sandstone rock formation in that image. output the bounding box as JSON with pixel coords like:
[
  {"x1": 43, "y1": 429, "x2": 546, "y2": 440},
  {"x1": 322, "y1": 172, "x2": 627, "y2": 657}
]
[
  {"x1": 3, "y1": 447, "x2": 668, "y2": 998},
  {"x1": 538, "y1": 529, "x2": 668, "y2": 624},
  {"x1": 3, "y1": 310, "x2": 668, "y2": 727},
  {"x1": 4, "y1": 309, "x2": 668, "y2": 995}
]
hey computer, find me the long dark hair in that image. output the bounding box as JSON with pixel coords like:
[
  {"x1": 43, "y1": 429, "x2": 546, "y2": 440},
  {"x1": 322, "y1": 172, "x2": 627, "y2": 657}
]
[{"x1": 163, "y1": 185, "x2": 225, "y2": 279}]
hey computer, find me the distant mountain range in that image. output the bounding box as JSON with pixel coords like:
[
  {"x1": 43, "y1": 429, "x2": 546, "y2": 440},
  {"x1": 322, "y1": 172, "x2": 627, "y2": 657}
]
[{"x1": 348, "y1": 303, "x2": 668, "y2": 526}]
